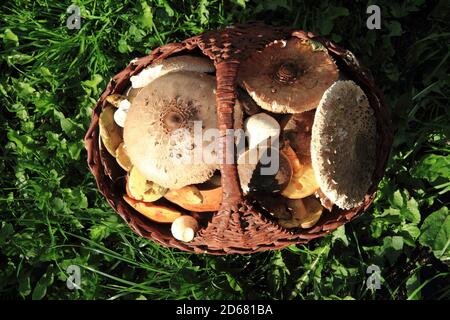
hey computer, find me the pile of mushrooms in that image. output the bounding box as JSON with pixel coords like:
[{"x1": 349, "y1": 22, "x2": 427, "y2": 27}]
[
  {"x1": 236, "y1": 38, "x2": 377, "y2": 228},
  {"x1": 98, "y1": 38, "x2": 377, "y2": 243},
  {"x1": 100, "y1": 55, "x2": 239, "y2": 242}
]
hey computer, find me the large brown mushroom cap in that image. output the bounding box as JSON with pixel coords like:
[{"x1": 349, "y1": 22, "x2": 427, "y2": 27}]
[
  {"x1": 311, "y1": 80, "x2": 377, "y2": 209},
  {"x1": 124, "y1": 71, "x2": 243, "y2": 189},
  {"x1": 238, "y1": 38, "x2": 339, "y2": 114}
]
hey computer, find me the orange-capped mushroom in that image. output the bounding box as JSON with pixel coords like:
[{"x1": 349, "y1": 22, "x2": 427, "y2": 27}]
[
  {"x1": 123, "y1": 195, "x2": 181, "y2": 223},
  {"x1": 165, "y1": 185, "x2": 222, "y2": 212}
]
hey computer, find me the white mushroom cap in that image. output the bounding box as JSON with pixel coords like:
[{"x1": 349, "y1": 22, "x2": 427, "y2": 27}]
[
  {"x1": 113, "y1": 99, "x2": 131, "y2": 127},
  {"x1": 245, "y1": 113, "x2": 280, "y2": 149},
  {"x1": 311, "y1": 80, "x2": 377, "y2": 209},
  {"x1": 130, "y1": 55, "x2": 215, "y2": 88},
  {"x1": 171, "y1": 215, "x2": 199, "y2": 242},
  {"x1": 124, "y1": 71, "x2": 243, "y2": 189}
]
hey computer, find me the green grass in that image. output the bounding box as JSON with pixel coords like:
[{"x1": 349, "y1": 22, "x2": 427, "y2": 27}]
[{"x1": 0, "y1": 0, "x2": 449, "y2": 300}]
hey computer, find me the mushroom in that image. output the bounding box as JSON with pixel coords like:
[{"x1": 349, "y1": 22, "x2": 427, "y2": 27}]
[
  {"x1": 99, "y1": 106, "x2": 123, "y2": 157},
  {"x1": 123, "y1": 195, "x2": 181, "y2": 223},
  {"x1": 124, "y1": 86, "x2": 142, "y2": 103},
  {"x1": 237, "y1": 87, "x2": 262, "y2": 116},
  {"x1": 115, "y1": 142, "x2": 132, "y2": 172},
  {"x1": 113, "y1": 99, "x2": 131, "y2": 127},
  {"x1": 130, "y1": 55, "x2": 215, "y2": 88},
  {"x1": 278, "y1": 196, "x2": 323, "y2": 229},
  {"x1": 237, "y1": 147, "x2": 292, "y2": 195},
  {"x1": 238, "y1": 38, "x2": 339, "y2": 114},
  {"x1": 124, "y1": 71, "x2": 243, "y2": 189},
  {"x1": 106, "y1": 94, "x2": 127, "y2": 108},
  {"x1": 245, "y1": 113, "x2": 281, "y2": 149},
  {"x1": 314, "y1": 189, "x2": 334, "y2": 212},
  {"x1": 281, "y1": 144, "x2": 319, "y2": 199},
  {"x1": 165, "y1": 185, "x2": 222, "y2": 212},
  {"x1": 126, "y1": 167, "x2": 168, "y2": 202},
  {"x1": 311, "y1": 80, "x2": 377, "y2": 209},
  {"x1": 171, "y1": 215, "x2": 199, "y2": 242},
  {"x1": 110, "y1": 87, "x2": 143, "y2": 127},
  {"x1": 282, "y1": 109, "x2": 316, "y2": 161}
]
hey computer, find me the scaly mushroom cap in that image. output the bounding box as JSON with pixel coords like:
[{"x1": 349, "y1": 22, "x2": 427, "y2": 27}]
[
  {"x1": 124, "y1": 71, "x2": 242, "y2": 189},
  {"x1": 311, "y1": 80, "x2": 377, "y2": 209},
  {"x1": 238, "y1": 38, "x2": 339, "y2": 114}
]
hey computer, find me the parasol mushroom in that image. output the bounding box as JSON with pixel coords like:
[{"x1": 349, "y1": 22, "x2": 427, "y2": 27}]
[
  {"x1": 238, "y1": 38, "x2": 339, "y2": 114},
  {"x1": 311, "y1": 80, "x2": 377, "y2": 209},
  {"x1": 124, "y1": 71, "x2": 243, "y2": 189}
]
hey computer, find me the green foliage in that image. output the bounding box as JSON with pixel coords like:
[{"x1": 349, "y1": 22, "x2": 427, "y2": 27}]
[
  {"x1": 419, "y1": 207, "x2": 450, "y2": 262},
  {"x1": 0, "y1": 0, "x2": 449, "y2": 300}
]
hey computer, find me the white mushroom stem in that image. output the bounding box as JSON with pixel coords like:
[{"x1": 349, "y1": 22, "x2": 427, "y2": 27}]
[
  {"x1": 245, "y1": 113, "x2": 281, "y2": 149},
  {"x1": 114, "y1": 99, "x2": 131, "y2": 127},
  {"x1": 171, "y1": 215, "x2": 199, "y2": 242}
]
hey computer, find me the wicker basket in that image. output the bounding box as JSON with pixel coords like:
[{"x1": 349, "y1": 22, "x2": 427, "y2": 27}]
[{"x1": 84, "y1": 22, "x2": 393, "y2": 255}]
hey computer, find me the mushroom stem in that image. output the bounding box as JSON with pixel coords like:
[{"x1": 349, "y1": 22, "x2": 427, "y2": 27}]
[
  {"x1": 215, "y1": 60, "x2": 243, "y2": 209},
  {"x1": 171, "y1": 215, "x2": 199, "y2": 242}
]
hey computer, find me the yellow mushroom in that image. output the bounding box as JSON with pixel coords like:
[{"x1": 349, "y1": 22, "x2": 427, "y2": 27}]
[
  {"x1": 281, "y1": 144, "x2": 319, "y2": 199},
  {"x1": 126, "y1": 167, "x2": 167, "y2": 202},
  {"x1": 99, "y1": 106, "x2": 123, "y2": 157},
  {"x1": 165, "y1": 185, "x2": 222, "y2": 212}
]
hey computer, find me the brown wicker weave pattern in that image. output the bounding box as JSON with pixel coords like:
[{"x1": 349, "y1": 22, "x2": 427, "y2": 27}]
[{"x1": 84, "y1": 22, "x2": 393, "y2": 255}]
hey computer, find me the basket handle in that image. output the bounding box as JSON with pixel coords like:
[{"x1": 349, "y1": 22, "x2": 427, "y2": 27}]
[{"x1": 215, "y1": 60, "x2": 244, "y2": 211}]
